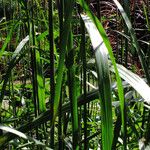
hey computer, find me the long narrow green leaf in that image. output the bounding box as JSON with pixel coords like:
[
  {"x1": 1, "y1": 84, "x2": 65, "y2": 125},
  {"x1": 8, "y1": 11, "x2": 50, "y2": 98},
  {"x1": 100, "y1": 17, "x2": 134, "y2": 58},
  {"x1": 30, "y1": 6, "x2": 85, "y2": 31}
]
[
  {"x1": 110, "y1": 63, "x2": 150, "y2": 104},
  {"x1": 49, "y1": 0, "x2": 55, "y2": 147},
  {"x1": 88, "y1": 58, "x2": 150, "y2": 104},
  {"x1": 80, "y1": 18, "x2": 88, "y2": 149},
  {"x1": 52, "y1": 0, "x2": 75, "y2": 124},
  {"x1": 67, "y1": 29, "x2": 79, "y2": 149},
  {"x1": 36, "y1": 50, "x2": 46, "y2": 112},
  {"x1": 81, "y1": 14, "x2": 113, "y2": 150},
  {"x1": 78, "y1": 1, "x2": 125, "y2": 148}
]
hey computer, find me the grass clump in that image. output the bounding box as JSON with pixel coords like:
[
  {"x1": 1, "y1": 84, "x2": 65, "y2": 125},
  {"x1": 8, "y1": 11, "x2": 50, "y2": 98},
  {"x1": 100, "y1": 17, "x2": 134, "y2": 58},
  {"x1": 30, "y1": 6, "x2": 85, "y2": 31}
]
[{"x1": 0, "y1": 0, "x2": 150, "y2": 149}]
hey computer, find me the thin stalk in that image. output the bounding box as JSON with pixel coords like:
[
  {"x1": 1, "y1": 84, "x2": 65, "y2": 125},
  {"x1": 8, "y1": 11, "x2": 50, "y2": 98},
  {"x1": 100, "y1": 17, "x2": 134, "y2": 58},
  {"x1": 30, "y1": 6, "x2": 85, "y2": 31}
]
[
  {"x1": 123, "y1": 6, "x2": 129, "y2": 69},
  {"x1": 67, "y1": 26, "x2": 79, "y2": 150},
  {"x1": 48, "y1": 0, "x2": 55, "y2": 148},
  {"x1": 96, "y1": 0, "x2": 100, "y2": 19},
  {"x1": 10, "y1": 72, "x2": 16, "y2": 128},
  {"x1": 58, "y1": 91, "x2": 63, "y2": 149},
  {"x1": 116, "y1": 6, "x2": 120, "y2": 64},
  {"x1": 30, "y1": 0, "x2": 39, "y2": 139},
  {"x1": 57, "y1": 0, "x2": 64, "y2": 149},
  {"x1": 112, "y1": 111, "x2": 121, "y2": 149},
  {"x1": 0, "y1": 0, "x2": 5, "y2": 136},
  {"x1": 32, "y1": 6, "x2": 39, "y2": 112},
  {"x1": 80, "y1": 18, "x2": 88, "y2": 149}
]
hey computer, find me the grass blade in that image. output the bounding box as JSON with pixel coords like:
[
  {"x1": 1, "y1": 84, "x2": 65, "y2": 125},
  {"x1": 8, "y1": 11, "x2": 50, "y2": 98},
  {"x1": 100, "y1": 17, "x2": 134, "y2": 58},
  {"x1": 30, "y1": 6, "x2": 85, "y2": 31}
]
[
  {"x1": 48, "y1": 0, "x2": 55, "y2": 147},
  {"x1": 78, "y1": 1, "x2": 125, "y2": 149},
  {"x1": 52, "y1": 0, "x2": 75, "y2": 125},
  {"x1": 81, "y1": 14, "x2": 113, "y2": 150},
  {"x1": 80, "y1": 18, "x2": 88, "y2": 149},
  {"x1": 36, "y1": 50, "x2": 46, "y2": 112},
  {"x1": 67, "y1": 31, "x2": 79, "y2": 149},
  {"x1": 110, "y1": 63, "x2": 150, "y2": 104}
]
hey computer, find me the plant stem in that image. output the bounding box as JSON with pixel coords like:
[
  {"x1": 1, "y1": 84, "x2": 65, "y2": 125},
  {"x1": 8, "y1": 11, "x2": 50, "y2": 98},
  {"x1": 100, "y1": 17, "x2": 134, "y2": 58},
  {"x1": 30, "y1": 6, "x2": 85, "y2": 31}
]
[{"x1": 48, "y1": 0, "x2": 55, "y2": 148}]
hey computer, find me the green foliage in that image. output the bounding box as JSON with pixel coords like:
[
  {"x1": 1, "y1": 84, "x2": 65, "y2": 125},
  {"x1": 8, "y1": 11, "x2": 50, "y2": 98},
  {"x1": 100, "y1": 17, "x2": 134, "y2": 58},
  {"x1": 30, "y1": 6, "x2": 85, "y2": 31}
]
[{"x1": 0, "y1": 0, "x2": 150, "y2": 149}]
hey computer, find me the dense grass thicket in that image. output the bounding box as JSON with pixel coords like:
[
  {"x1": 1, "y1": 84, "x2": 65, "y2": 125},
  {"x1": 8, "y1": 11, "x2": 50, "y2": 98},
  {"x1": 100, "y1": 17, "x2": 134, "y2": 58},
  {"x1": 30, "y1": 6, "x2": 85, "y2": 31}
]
[{"x1": 0, "y1": 0, "x2": 150, "y2": 149}]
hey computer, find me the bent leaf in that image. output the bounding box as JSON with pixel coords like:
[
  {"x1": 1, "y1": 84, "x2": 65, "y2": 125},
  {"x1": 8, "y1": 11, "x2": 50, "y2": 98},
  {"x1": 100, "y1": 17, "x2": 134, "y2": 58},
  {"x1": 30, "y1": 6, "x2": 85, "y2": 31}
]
[{"x1": 81, "y1": 14, "x2": 113, "y2": 150}]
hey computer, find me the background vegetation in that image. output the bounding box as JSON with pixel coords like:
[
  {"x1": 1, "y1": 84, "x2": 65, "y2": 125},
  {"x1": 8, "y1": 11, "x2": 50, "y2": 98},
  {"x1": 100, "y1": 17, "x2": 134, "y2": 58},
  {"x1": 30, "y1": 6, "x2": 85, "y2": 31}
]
[{"x1": 0, "y1": 0, "x2": 150, "y2": 149}]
